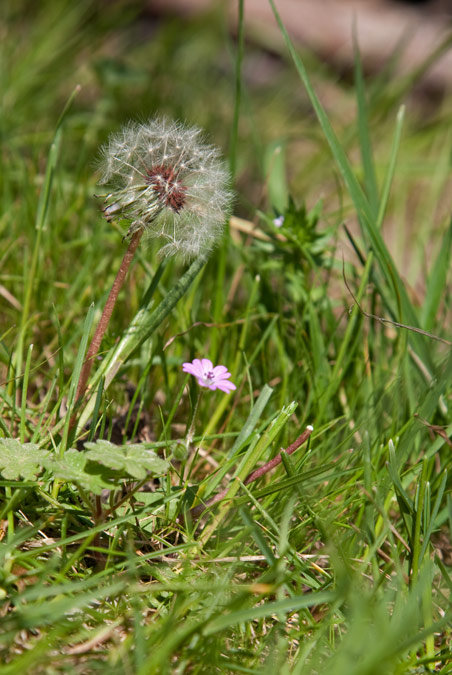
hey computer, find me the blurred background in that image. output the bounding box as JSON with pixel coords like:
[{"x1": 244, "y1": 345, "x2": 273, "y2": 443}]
[
  {"x1": 2, "y1": 0, "x2": 452, "y2": 299},
  {"x1": 152, "y1": 0, "x2": 452, "y2": 93}
]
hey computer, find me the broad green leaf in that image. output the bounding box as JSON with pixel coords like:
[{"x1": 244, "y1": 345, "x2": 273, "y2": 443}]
[
  {"x1": 84, "y1": 440, "x2": 169, "y2": 480},
  {"x1": 0, "y1": 439, "x2": 49, "y2": 480},
  {"x1": 43, "y1": 448, "x2": 118, "y2": 495}
]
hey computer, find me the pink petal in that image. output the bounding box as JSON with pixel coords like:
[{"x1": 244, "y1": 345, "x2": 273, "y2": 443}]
[
  {"x1": 200, "y1": 358, "x2": 214, "y2": 372},
  {"x1": 191, "y1": 358, "x2": 204, "y2": 374},
  {"x1": 215, "y1": 380, "x2": 236, "y2": 393},
  {"x1": 212, "y1": 365, "x2": 229, "y2": 377},
  {"x1": 182, "y1": 363, "x2": 199, "y2": 377},
  {"x1": 182, "y1": 359, "x2": 204, "y2": 378}
]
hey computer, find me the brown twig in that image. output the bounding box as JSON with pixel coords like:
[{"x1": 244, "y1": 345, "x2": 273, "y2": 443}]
[
  {"x1": 342, "y1": 260, "x2": 452, "y2": 346},
  {"x1": 70, "y1": 230, "x2": 143, "y2": 429},
  {"x1": 190, "y1": 425, "x2": 314, "y2": 518},
  {"x1": 414, "y1": 414, "x2": 452, "y2": 448}
]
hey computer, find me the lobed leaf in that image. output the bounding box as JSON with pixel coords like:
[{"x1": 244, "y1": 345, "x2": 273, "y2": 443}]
[
  {"x1": 0, "y1": 439, "x2": 49, "y2": 481},
  {"x1": 42, "y1": 449, "x2": 118, "y2": 495},
  {"x1": 84, "y1": 440, "x2": 169, "y2": 480}
]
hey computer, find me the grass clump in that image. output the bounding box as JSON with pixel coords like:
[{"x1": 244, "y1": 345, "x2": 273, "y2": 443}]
[{"x1": 0, "y1": 1, "x2": 451, "y2": 673}]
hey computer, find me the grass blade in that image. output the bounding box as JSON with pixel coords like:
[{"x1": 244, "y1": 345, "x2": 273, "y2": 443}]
[
  {"x1": 421, "y1": 215, "x2": 452, "y2": 332},
  {"x1": 268, "y1": 0, "x2": 433, "y2": 370},
  {"x1": 353, "y1": 29, "x2": 379, "y2": 217}
]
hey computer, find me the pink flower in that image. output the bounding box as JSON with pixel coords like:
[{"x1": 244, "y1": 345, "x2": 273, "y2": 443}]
[{"x1": 182, "y1": 359, "x2": 236, "y2": 393}]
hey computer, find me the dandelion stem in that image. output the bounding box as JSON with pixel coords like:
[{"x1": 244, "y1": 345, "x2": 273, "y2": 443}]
[{"x1": 72, "y1": 229, "x2": 143, "y2": 422}]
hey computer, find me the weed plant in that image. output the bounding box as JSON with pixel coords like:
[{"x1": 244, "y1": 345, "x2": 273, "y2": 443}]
[{"x1": 0, "y1": 1, "x2": 451, "y2": 673}]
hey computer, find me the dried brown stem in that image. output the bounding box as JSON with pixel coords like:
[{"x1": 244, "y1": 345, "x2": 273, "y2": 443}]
[
  {"x1": 190, "y1": 425, "x2": 313, "y2": 518},
  {"x1": 70, "y1": 230, "x2": 143, "y2": 427}
]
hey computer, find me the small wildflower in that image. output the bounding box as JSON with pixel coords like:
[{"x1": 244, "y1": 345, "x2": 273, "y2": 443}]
[
  {"x1": 273, "y1": 215, "x2": 284, "y2": 228},
  {"x1": 182, "y1": 358, "x2": 236, "y2": 393},
  {"x1": 99, "y1": 116, "x2": 233, "y2": 261}
]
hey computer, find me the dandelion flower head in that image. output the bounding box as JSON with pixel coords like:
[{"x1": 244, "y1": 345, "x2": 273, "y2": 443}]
[
  {"x1": 99, "y1": 116, "x2": 233, "y2": 261},
  {"x1": 182, "y1": 359, "x2": 236, "y2": 393}
]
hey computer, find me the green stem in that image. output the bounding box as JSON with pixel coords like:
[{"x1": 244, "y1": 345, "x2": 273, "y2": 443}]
[
  {"x1": 410, "y1": 458, "x2": 428, "y2": 583},
  {"x1": 185, "y1": 389, "x2": 203, "y2": 451}
]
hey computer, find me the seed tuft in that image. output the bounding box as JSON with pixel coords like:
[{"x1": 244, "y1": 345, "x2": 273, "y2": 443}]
[{"x1": 98, "y1": 116, "x2": 233, "y2": 261}]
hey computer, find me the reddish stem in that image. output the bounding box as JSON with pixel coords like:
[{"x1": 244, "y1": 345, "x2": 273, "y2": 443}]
[
  {"x1": 190, "y1": 425, "x2": 314, "y2": 518},
  {"x1": 71, "y1": 229, "x2": 143, "y2": 427}
]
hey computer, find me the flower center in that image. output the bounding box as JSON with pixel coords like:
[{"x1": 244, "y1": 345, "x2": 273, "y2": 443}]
[
  {"x1": 204, "y1": 371, "x2": 215, "y2": 380},
  {"x1": 145, "y1": 164, "x2": 186, "y2": 213}
]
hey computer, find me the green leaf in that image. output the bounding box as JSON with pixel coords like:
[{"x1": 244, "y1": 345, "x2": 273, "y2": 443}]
[
  {"x1": 76, "y1": 256, "x2": 205, "y2": 432},
  {"x1": 0, "y1": 439, "x2": 49, "y2": 480},
  {"x1": 269, "y1": 0, "x2": 433, "y2": 371},
  {"x1": 353, "y1": 29, "x2": 379, "y2": 218},
  {"x1": 264, "y1": 140, "x2": 289, "y2": 213},
  {"x1": 421, "y1": 215, "x2": 452, "y2": 332},
  {"x1": 43, "y1": 449, "x2": 118, "y2": 495},
  {"x1": 84, "y1": 440, "x2": 169, "y2": 480}
]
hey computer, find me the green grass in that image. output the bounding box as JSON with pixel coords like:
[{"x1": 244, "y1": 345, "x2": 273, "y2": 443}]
[{"x1": 1, "y1": 0, "x2": 452, "y2": 672}]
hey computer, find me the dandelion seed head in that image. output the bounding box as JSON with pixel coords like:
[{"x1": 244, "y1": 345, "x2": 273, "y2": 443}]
[{"x1": 98, "y1": 116, "x2": 233, "y2": 261}]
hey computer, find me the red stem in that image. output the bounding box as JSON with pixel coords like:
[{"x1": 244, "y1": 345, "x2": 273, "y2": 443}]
[
  {"x1": 71, "y1": 230, "x2": 143, "y2": 426},
  {"x1": 190, "y1": 425, "x2": 314, "y2": 518}
]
